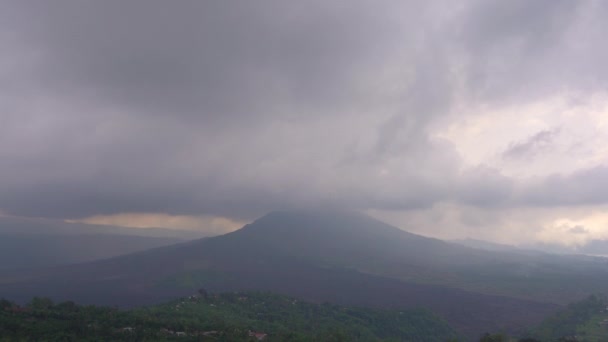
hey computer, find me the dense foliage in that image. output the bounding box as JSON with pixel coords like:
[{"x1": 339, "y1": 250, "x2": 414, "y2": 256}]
[
  {"x1": 532, "y1": 294, "x2": 608, "y2": 342},
  {"x1": 0, "y1": 292, "x2": 459, "y2": 341},
  {"x1": 477, "y1": 295, "x2": 608, "y2": 342}
]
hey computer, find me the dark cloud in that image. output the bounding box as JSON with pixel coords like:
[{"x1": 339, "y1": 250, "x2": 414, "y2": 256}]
[
  {"x1": 1, "y1": 0, "x2": 607, "y2": 221},
  {"x1": 457, "y1": 0, "x2": 590, "y2": 103},
  {"x1": 4, "y1": 0, "x2": 412, "y2": 124}
]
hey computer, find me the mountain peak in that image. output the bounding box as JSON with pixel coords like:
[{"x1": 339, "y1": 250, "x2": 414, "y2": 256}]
[
  {"x1": 256, "y1": 209, "x2": 371, "y2": 225},
  {"x1": 239, "y1": 209, "x2": 407, "y2": 237},
  {"x1": 219, "y1": 209, "x2": 438, "y2": 263}
]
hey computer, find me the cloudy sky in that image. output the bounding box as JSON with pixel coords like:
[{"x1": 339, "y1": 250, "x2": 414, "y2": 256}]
[{"x1": 2, "y1": 0, "x2": 608, "y2": 246}]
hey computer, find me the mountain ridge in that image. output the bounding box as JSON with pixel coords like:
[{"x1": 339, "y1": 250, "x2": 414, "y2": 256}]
[{"x1": 0, "y1": 209, "x2": 567, "y2": 338}]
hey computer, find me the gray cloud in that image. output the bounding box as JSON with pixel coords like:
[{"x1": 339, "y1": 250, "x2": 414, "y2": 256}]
[
  {"x1": 502, "y1": 129, "x2": 559, "y2": 160},
  {"x1": 457, "y1": 0, "x2": 596, "y2": 103},
  {"x1": 568, "y1": 226, "x2": 588, "y2": 235},
  {"x1": 519, "y1": 165, "x2": 608, "y2": 207},
  {"x1": 1, "y1": 0, "x2": 608, "y2": 222}
]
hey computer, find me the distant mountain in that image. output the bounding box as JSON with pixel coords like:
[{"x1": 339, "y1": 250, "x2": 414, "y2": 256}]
[
  {"x1": 0, "y1": 216, "x2": 207, "y2": 240},
  {"x1": 579, "y1": 239, "x2": 608, "y2": 257},
  {"x1": 0, "y1": 210, "x2": 564, "y2": 338},
  {"x1": 450, "y1": 238, "x2": 521, "y2": 252},
  {"x1": 0, "y1": 215, "x2": 208, "y2": 270},
  {"x1": 449, "y1": 238, "x2": 552, "y2": 258},
  {"x1": 0, "y1": 234, "x2": 184, "y2": 270},
  {"x1": 523, "y1": 239, "x2": 608, "y2": 257},
  {"x1": 453, "y1": 237, "x2": 608, "y2": 259}
]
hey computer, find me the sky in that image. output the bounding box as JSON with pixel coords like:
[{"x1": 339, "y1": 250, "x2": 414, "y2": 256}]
[{"x1": 2, "y1": 0, "x2": 608, "y2": 247}]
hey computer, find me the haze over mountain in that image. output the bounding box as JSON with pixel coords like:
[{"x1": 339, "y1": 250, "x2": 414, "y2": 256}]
[
  {"x1": 525, "y1": 239, "x2": 608, "y2": 257},
  {"x1": 453, "y1": 236, "x2": 608, "y2": 258}
]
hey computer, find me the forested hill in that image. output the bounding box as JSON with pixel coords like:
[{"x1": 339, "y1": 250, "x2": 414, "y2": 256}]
[
  {"x1": 532, "y1": 294, "x2": 608, "y2": 341},
  {"x1": 0, "y1": 292, "x2": 459, "y2": 341},
  {"x1": 479, "y1": 295, "x2": 608, "y2": 341}
]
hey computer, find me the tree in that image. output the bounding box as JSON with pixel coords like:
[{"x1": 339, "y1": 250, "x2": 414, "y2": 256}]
[
  {"x1": 56, "y1": 300, "x2": 78, "y2": 313},
  {"x1": 28, "y1": 297, "x2": 53, "y2": 310},
  {"x1": 0, "y1": 299, "x2": 12, "y2": 310},
  {"x1": 479, "y1": 333, "x2": 507, "y2": 342}
]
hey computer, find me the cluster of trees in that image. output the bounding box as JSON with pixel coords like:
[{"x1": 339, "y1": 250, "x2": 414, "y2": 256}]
[
  {"x1": 477, "y1": 333, "x2": 541, "y2": 342},
  {"x1": 479, "y1": 294, "x2": 608, "y2": 342},
  {"x1": 0, "y1": 292, "x2": 459, "y2": 341},
  {"x1": 532, "y1": 294, "x2": 608, "y2": 342},
  {"x1": 6, "y1": 293, "x2": 607, "y2": 341}
]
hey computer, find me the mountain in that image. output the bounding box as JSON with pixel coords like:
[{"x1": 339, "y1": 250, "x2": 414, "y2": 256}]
[
  {"x1": 579, "y1": 239, "x2": 608, "y2": 257},
  {"x1": 524, "y1": 239, "x2": 608, "y2": 257},
  {"x1": 221, "y1": 211, "x2": 608, "y2": 305},
  {"x1": 454, "y1": 236, "x2": 608, "y2": 259},
  {"x1": 0, "y1": 210, "x2": 565, "y2": 338},
  {"x1": 0, "y1": 215, "x2": 207, "y2": 270},
  {"x1": 450, "y1": 238, "x2": 522, "y2": 252}
]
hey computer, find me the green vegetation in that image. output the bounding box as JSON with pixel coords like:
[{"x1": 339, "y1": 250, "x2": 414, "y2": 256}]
[
  {"x1": 444, "y1": 258, "x2": 608, "y2": 305},
  {"x1": 482, "y1": 294, "x2": 608, "y2": 342},
  {"x1": 532, "y1": 294, "x2": 608, "y2": 342},
  {"x1": 0, "y1": 292, "x2": 459, "y2": 341}
]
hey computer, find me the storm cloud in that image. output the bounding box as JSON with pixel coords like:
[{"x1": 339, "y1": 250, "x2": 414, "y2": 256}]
[{"x1": 2, "y1": 1, "x2": 608, "y2": 243}]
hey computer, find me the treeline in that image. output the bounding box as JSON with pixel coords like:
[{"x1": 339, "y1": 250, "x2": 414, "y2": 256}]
[
  {"x1": 532, "y1": 294, "x2": 608, "y2": 342},
  {"x1": 0, "y1": 292, "x2": 459, "y2": 341},
  {"x1": 479, "y1": 294, "x2": 608, "y2": 342}
]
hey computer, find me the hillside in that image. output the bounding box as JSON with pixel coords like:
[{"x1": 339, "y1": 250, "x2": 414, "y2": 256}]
[
  {"x1": 0, "y1": 215, "x2": 208, "y2": 270},
  {"x1": 197, "y1": 211, "x2": 608, "y2": 304},
  {"x1": 532, "y1": 295, "x2": 608, "y2": 341},
  {"x1": 0, "y1": 215, "x2": 207, "y2": 240},
  {"x1": 0, "y1": 234, "x2": 183, "y2": 270},
  {"x1": 0, "y1": 210, "x2": 565, "y2": 338},
  {"x1": 0, "y1": 292, "x2": 459, "y2": 341}
]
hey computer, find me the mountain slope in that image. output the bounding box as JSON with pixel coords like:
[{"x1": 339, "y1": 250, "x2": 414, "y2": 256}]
[
  {"x1": 0, "y1": 215, "x2": 208, "y2": 270},
  {"x1": 0, "y1": 215, "x2": 207, "y2": 239},
  {"x1": 533, "y1": 295, "x2": 608, "y2": 341},
  {"x1": 0, "y1": 210, "x2": 564, "y2": 338},
  {"x1": 0, "y1": 234, "x2": 183, "y2": 270},
  {"x1": 208, "y1": 211, "x2": 608, "y2": 304}
]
